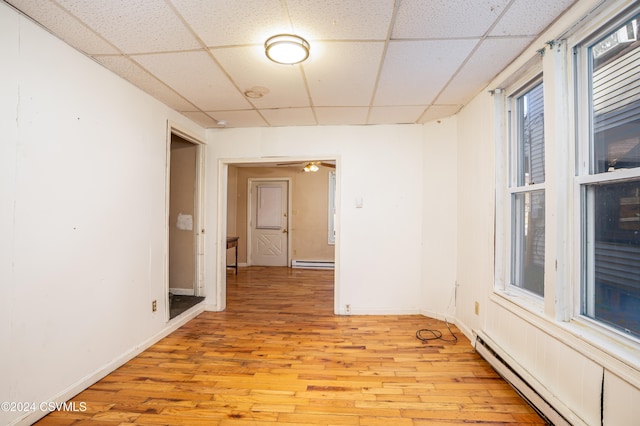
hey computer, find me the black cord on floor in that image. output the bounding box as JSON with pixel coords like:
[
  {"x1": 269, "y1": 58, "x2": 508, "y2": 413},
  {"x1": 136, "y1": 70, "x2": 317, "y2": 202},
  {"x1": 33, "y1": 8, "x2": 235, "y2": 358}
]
[{"x1": 416, "y1": 319, "x2": 458, "y2": 343}]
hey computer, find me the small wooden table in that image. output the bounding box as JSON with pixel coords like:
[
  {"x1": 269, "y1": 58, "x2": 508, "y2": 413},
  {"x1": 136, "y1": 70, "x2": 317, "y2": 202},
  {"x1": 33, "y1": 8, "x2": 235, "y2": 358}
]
[{"x1": 226, "y1": 237, "x2": 239, "y2": 274}]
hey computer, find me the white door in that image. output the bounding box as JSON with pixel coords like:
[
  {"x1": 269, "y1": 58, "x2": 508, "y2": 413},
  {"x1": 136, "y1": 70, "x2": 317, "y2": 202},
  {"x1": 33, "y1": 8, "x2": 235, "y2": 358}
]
[{"x1": 250, "y1": 180, "x2": 288, "y2": 266}]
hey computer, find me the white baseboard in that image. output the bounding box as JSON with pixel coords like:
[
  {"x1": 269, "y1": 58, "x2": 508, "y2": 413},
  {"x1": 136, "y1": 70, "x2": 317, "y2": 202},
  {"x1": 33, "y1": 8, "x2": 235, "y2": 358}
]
[
  {"x1": 169, "y1": 287, "x2": 195, "y2": 296},
  {"x1": 14, "y1": 305, "x2": 205, "y2": 426},
  {"x1": 337, "y1": 307, "x2": 420, "y2": 315}
]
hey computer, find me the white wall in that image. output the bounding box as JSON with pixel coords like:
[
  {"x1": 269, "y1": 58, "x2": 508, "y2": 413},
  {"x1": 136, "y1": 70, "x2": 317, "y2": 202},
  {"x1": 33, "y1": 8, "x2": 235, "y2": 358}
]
[
  {"x1": 207, "y1": 125, "x2": 429, "y2": 315},
  {"x1": 454, "y1": 92, "x2": 496, "y2": 339},
  {"x1": 0, "y1": 5, "x2": 205, "y2": 425},
  {"x1": 420, "y1": 118, "x2": 458, "y2": 320},
  {"x1": 453, "y1": 1, "x2": 640, "y2": 424},
  {"x1": 7, "y1": 1, "x2": 638, "y2": 425}
]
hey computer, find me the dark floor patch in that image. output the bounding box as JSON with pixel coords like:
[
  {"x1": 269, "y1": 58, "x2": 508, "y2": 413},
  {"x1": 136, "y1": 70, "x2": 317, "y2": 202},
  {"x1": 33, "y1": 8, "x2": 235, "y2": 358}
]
[{"x1": 169, "y1": 294, "x2": 205, "y2": 319}]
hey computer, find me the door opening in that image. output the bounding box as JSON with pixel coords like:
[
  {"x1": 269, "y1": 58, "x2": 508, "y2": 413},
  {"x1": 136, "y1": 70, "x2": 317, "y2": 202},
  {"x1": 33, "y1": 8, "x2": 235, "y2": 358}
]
[
  {"x1": 220, "y1": 160, "x2": 339, "y2": 312},
  {"x1": 167, "y1": 131, "x2": 204, "y2": 319}
]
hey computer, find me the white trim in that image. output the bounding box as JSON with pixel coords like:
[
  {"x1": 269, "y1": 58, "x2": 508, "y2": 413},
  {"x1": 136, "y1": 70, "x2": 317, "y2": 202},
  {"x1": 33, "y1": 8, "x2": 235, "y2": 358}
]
[
  {"x1": 11, "y1": 305, "x2": 205, "y2": 426},
  {"x1": 165, "y1": 122, "x2": 206, "y2": 321},
  {"x1": 247, "y1": 177, "x2": 293, "y2": 267},
  {"x1": 569, "y1": 2, "x2": 640, "y2": 341},
  {"x1": 575, "y1": 167, "x2": 640, "y2": 185},
  {"x1": 216, "y1": 156, "x2": 341, "y2": 314},
  {"x1": 216, "y1": 161, "x2": 228, "y2": 312},
  {"x1": 341, "y1": 307, "x2": 421, "y2": 316},
  {"x1": 169, "y1": 287, "x2": 195, "y2": 296},
  {"x1": 475, "y1": 331, "x2": 581, "y2": 426},
  {"x1": 507, "y1": 182, "x2": 546, "y2": 194},
  {"x1": 328, "y1": 170, "x2": 336, "y2": 245},
  {"x1": 490, "y1": 293, "x2": 640, "y2": 388}
]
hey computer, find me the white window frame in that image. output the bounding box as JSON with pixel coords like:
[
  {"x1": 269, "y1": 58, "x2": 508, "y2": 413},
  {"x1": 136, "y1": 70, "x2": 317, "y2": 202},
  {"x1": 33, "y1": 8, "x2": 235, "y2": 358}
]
[
  {"x1": 495, "y1": 63, "x2": 547, "y2": 310},
  {"x1": 493, "y1": 0, "x2": 640, "y2": 378},
  {"x1": 571, "y1": 4, "x2": 640, "y2": 343},
  {"x1": 508, "y1": 78, "x2": 546, "y2": 299}
]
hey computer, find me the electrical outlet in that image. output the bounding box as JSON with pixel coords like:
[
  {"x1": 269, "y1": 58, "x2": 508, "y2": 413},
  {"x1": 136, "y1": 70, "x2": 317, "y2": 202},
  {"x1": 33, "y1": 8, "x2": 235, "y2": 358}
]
[
  {"x1": 345, "y1": 304, "x2": 351, "y2": 314},
  {"x1": 152, "y1": 300, "x2": 157, "y2": 312},
  {"x1": 474, "y1": 301, "x2": 479, "y2": 316}
]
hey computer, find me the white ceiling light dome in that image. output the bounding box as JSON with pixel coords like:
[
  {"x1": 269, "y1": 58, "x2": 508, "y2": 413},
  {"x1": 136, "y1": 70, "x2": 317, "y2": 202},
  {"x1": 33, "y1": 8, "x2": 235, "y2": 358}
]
[{"x1": 264, "y1": 34, "x2": 310, "y2": 65}]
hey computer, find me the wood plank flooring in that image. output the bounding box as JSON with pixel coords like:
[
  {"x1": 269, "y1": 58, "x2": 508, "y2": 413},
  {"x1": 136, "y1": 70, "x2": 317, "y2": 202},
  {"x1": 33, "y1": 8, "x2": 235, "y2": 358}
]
[{"x1": 36, "y1": 267, "x2": 546, "y2": 425}]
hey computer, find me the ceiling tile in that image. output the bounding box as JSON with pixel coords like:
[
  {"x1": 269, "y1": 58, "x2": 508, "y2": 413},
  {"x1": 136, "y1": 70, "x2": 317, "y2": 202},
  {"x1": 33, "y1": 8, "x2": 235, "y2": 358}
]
[
  {"x1": 287, "y1": 0, "x2": 394, "y2": 40},
  {"x1": 368, "y1": 106, "x2": 427, "y2": 125},
  {"x1": 305, "y1": 41, "x2": 385, "y2": 107},
  {"x1": 207, "y1": 110, "x2": 269, "y2": 128},
  {"x1": 418, "y1": 105, "x2": 462, "y2": 123},
  {"x1": 491, "y1": 0, "x2": 577, "y2": 37},
  {"x1": 374, "y1": 39, "x2": 477, "y2": 106},
  {"x1": 95, "y1": 56, "x2": 196, "y2": 111},
  {"x1": 6, "y1": 0, "x2": 119, "y2": 55},
  {"x1": 57, "y1": 0, "x2": 201, "y2": 53},
  {"x1": 212, "y1": 46, "x2": 309, "y2": 109},
  {"x1": 172, "y1": 0, "x2": 288, "y2": 47},
  {"x1": 393, "y1": 0, "x2": 510, "y2": 39},
  {"x1": 315, "y1": 107, "x2": 369, "y2": 125},
  {"x1": 437, "y1": 37, "x2": 534, "y2": 105},
  {"x1": 260, "y1": 108, "x2": 317, "y2": 127},
  {"x1": 6, "y1": 0, "x2": 579, "y2": 127},
  {"x1": 132, "y1": 51, "x2": 250, "y2": 111},
  {"x1": 181, "y1": 111, "x2": 220, "y2": 128}
]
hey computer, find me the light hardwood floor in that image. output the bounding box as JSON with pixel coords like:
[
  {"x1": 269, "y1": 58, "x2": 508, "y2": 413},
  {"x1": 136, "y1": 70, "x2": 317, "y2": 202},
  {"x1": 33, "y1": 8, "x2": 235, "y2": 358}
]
[{"x1": 36, "y1": 267, "x2": 546, "y2": 425}]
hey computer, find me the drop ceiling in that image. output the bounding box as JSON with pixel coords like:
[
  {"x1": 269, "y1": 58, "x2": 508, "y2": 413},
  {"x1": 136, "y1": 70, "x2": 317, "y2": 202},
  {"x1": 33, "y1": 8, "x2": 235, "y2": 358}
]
[{"x1": 5, "y1": 0, "x2": 576, "y2": 128}]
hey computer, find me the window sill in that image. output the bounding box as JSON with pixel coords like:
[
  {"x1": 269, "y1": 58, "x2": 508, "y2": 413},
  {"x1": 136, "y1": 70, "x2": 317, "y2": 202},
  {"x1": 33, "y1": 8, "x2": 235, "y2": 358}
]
[
  {"x1": 494, "y1": 287, "x2": 545, "y2": 315},
  {"x1": 490, "y1": 291, "x2": 640, "y2": 389}
]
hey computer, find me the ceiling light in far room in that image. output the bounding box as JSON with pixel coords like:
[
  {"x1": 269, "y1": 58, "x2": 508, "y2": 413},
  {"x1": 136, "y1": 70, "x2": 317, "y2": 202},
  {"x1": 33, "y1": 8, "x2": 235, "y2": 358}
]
[
  {"x1": 303, "y1": 162, "x2": 319, "y2": 172},
  {"x1": 265, "y1": 34, "x2": 310, "y2": 65}
]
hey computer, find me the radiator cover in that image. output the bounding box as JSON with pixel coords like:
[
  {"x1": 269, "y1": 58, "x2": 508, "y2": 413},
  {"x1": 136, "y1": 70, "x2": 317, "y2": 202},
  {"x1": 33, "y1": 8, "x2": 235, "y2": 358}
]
[
  {"x1": 474, "y1": 333, "x2": 572, "y2": 426},
  {"x1": 291, "y1": 260, "x2": 335, "y2": 270}
]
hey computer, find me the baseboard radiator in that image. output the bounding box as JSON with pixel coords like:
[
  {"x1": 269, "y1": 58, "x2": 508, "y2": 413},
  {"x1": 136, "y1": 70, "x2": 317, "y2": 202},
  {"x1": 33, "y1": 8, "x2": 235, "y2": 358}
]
[
  {"x1": 291, "y1": 260, "x2": 334, "y2": 270},
  {"x1": 474, "y1": 333, "x2": 572, "y2": 426}
]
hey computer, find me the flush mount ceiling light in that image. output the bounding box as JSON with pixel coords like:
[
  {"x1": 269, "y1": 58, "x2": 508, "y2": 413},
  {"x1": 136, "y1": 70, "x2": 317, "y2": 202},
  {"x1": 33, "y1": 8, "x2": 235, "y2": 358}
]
[{"x1": 265, "y1": 34, "x2": 310, "y2": 65}]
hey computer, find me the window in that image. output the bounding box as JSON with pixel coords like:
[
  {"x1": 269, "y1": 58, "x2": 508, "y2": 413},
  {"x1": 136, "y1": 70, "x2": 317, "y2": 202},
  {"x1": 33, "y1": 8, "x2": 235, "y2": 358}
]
[
  {"x1": 509, "y1": 81, "x2": 545, "y2": 297},
  {"x1": 578, "y1": 11, "x2": 640, "y2": 338}
]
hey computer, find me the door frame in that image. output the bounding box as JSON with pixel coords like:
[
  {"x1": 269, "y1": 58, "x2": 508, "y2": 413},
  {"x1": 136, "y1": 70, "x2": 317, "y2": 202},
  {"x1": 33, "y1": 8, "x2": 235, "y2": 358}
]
[
  {"x1": 216, "y1": 157, "x2": 340, "y2": 313},
  {"x1": 246, "y1": 178, "x2": 293, "y2": 267},
  {"x1": 165, "y1": 122, "x2": 206, "y2": 321}
]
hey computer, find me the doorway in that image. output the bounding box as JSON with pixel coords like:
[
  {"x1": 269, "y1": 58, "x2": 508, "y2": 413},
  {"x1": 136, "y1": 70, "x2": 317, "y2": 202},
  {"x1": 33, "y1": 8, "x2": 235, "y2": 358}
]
[
  {"x1": 248, "y1": 179, "x2": 290, "y2": 266},
  {"x1": 220, "y1": 160, "x2": 339, "y2": 312},
  {"x1": 167, "y1": 130, "x2": 204, "y2": 319}
]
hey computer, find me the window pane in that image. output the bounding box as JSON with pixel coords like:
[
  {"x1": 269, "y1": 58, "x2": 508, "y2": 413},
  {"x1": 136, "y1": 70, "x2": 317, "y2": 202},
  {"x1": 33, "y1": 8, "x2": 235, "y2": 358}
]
[
  {"x1": 516, "y1": 83, "x2": 545, "y2": 186},
  {"x1": 511, "y1": 191, "x2": 545, "y2": 296},
  {"x1": 583, "y1": 180, "x2": 640, "y2": 337},
  {"x1": 590, "y1": 14, "x2": 640, "y2": 174}
]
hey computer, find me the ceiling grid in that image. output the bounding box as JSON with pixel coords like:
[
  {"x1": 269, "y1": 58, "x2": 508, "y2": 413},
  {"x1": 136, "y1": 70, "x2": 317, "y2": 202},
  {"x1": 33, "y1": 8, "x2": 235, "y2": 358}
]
[{"x1": 5, "y1": 0, "x2": 577, "y2": 128}]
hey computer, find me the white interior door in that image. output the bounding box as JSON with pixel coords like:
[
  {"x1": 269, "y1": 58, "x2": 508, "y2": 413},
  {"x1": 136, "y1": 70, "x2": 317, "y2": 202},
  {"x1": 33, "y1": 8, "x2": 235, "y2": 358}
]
[{"x1": 250, "y1": 180, "x2": 289, "y2": 266}]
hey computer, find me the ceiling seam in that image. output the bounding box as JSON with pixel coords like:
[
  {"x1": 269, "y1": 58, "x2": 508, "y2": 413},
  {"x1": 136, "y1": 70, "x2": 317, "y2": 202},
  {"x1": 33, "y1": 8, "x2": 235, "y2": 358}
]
[
  {"x1": 165, "y1": 0, "x2": 269, "y2": 127},
  {"x1": 416, "y1": 0, "x2": 518, "y2": 124},
  {"x1": 284, "y1": 0, "x2": 318, "y2": 126},
  {"x1": 22, "y1": 0, "x2": 205, "y2": 119},
  {"x1": 365, "y1": 0, "x2": 402, "y2": 125}
]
